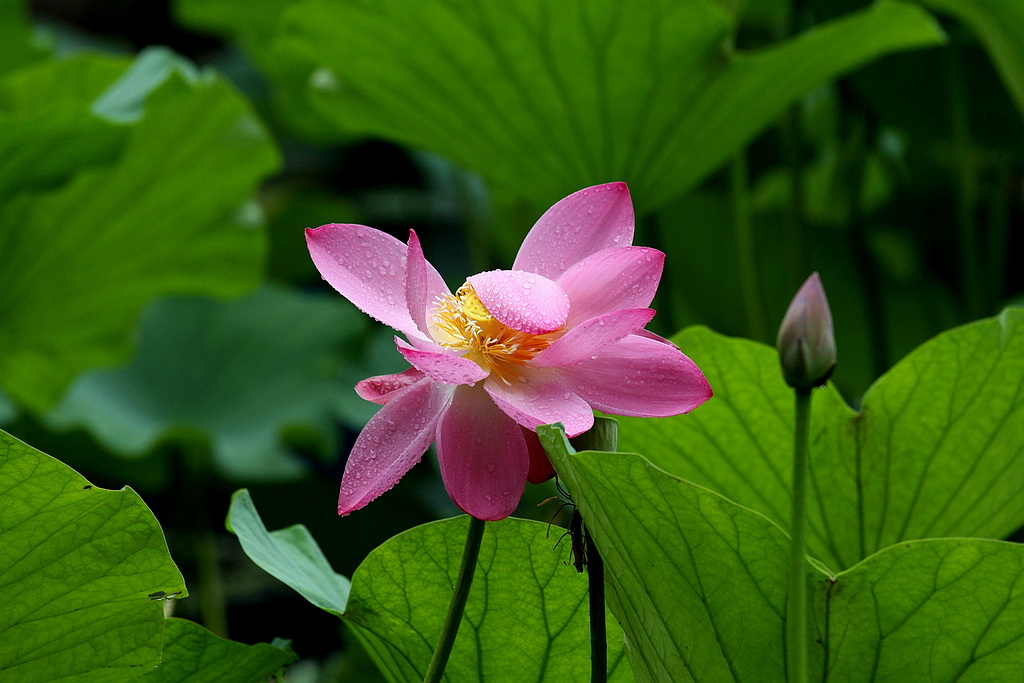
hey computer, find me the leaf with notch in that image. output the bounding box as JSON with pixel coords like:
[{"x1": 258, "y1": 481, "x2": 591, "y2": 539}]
[{"x1": 0, "y1": 429, "x2": 187, "y2": 681}]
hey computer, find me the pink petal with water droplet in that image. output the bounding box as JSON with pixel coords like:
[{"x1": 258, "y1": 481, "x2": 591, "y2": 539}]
[
  {"x1": 533, "y1": 308, "x2": 655, "y2": 367},
  {"x1": 339, "y1": 379, "x2": 453, "y2": 515},
  {"x1": 559, "y1": 335, "x2": 712, "y2": 417},
  {"x1": 306, "y1": 224, "x2": 425, "y2": 340},
  {"x1": 355, "y1": 368, "x2": 425, "y2": 405},
  {"x1": 406, "y1": 230, "x2": 451, "y2": 339},
  {"x1": 437, "y1": 384, "x2": 529, "y2": 520},
  {"x1": 485, "y1": 374, "x2": 593, "y2": 437},
  {"x1": 395, "y1": 337, "x2": 489, "y2": 386},
  {"x1": 557, "y1": 247, "x2": 664, "y2": 328},
  {"x1": 513, "y1": 182, "x2": 635, "y2": 279},
  {"x1": 467, "y1": 270, "x2": 569, "y2": 334}
]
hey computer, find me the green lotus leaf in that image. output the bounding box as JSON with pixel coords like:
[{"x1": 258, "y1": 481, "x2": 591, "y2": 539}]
[
  {"x1": 0, "y1": 429, "x2": 187, "y2": 680},
  {"x1": 616, "y1": 310, "x2": 1024, "y2": 570}
]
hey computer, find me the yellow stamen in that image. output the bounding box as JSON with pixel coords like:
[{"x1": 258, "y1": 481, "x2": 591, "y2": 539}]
[{"x1": 431, "y1": 283, "x2": 562, "y2": 384}]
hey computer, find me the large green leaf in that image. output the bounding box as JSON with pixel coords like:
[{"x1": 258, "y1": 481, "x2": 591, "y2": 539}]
[
  {"x1": 226, "y1": 489, "x2": 351, "y2": 617},
  {"x1": 0, "y1": 429, "x2": 187, "y2": 681},
  {"x1": 143, "y1": 618, "x2": 295, "y2": 682},
  {"x1": 180, "y1": 0, "x2": 941, "y2": 210},
  {"x1": 616, "y1": 309, "x2": 1024, "y2": 570},
  {"x1": 539, "y1": 423, "x2": 1024, "y2": 682},
  {"x1": 229, "y1": 491, "x2": 631, "y2": 682},
  {"x1": 46, "y1": 286, "x2": 370, "y2": 479},
  {"x1": 540, "y1": 422, "x2": 795, "y2": 682},
  {"x1": 0, "y1": 48, "x2": 279, "y2": 412},
  {"x1": 823, "y1": 539, "x2": 1024, "y2": 681},
  {"x1": 344, "y1": 516, "x2": 631, "y2": 683},
  {"x1": 919, "y1": 0, "x2": 1024, "y2": 118}
]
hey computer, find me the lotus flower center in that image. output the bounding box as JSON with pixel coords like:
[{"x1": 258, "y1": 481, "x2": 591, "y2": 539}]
[{"x1": 431, "y1": 283, "x2": 561, "y2": 383}]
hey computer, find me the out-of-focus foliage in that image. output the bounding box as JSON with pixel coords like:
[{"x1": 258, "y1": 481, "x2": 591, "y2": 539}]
[
  {"x1": 919, "y1": 0, "x2": 1024, "y2": 117},
  {"x1": 178, "y1": 0, "x2": 943, "y2": 211},
  {"x1": 0, "y1": 0, "x2": 47, "y2": 74},
  {"x1": 0, "y1": 48, "x2": 279, "y2": 413},
  {"x1": 46, "y1": 285, "x2": 373, "y2": 480}
]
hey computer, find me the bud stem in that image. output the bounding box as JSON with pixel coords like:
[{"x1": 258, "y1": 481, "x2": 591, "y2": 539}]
[
  {"x1": 787, "y1": 387, "x2": 812, "y2": 683},
  {"x1": 423, "y1": 515, "x2": 486, "y2": 683}
]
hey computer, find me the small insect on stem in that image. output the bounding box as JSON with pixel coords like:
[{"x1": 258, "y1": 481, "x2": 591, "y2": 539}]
[
  {"x1": 568, "y1": 508, "x2": 587, "y2": 573},
  {"x1": 540, "y1": 477, "x2": 587, "y2": 573}
]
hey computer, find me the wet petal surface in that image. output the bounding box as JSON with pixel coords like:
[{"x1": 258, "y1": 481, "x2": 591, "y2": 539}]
[
  {"x1": 396, "y1": 337, "x2": 489, "y2": 386},
  {"x1": 513, "y1": 182, "x2": 634, "y2": 280},
  {"x1": 557, "y1": 246, "x2": 664, "y2": 328},
  {"x1": 485, "y1": 373, "x2": 593, "y2": 437},
  {"x1": 558, "y1": 335, "x2": 712, "y2": 417},
  {"x1": 306, "y1": 224, "x2": 422, "y2": 339},
  {"x1": 533, "y1": 308, "x2": 655, "y2": 367},
  {"x1": 437, "y1": 384, "x2": 530, "y2": 520},
  {"x1": 339, "y1": 379, "x2": 453, "y2": 515},
  {"x1": 467, "y1": 270, "x2": 569, "y2": 334}
]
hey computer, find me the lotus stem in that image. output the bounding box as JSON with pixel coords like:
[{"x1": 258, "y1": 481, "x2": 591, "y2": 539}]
[{"x1": 423, "y1": 515, "x2": 486, "y2": 683}]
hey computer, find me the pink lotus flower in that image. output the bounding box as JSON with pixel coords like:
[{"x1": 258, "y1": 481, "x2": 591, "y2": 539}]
[{"x1": 307, "y1": 183, "x2": 712, "y2": 520}]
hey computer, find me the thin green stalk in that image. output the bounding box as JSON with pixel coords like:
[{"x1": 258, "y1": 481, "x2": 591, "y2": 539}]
[
  {"x1": 840, "y1": 103, "x2": 888, "y2": 379},
  {"x1": 732, "y1": 151, "x2": 768, "y2": 343},
  {"x1": 787, "y1": 387, "x2": 813, "y2": 683},
  {"x1": 195, "y1": 529, "x2": 227, "y2": 637},
  {"x1": 946, "y1": 46, "x2": 983, "y2": 320},
  {"x1": 423, "y1": 516, "x2": 486, "y2": 683},
  {"x1": 987, "y1": 158, "x2": 1010, "y2": 307},
  {"x1": 178, "y1": 444, "x2": 227, "y2": 637}
]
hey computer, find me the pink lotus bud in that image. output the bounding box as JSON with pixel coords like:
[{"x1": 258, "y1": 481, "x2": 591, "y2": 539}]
[{"x1": 776, "y1": 273, "x2": 836, "y2": 389}]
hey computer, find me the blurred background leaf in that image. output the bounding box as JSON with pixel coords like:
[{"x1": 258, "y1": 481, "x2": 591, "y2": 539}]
[
  {"x1": 0, "y1": 47, "x2": 279, "y2": 413},
  {"x1": 179, "y1": 0, "x2": 943, "y2": 211},
  {"x1": 46, "y1": 285, "x2": 373, "y2": 480},
  {"x1": 918, "y1": 0, "x2": 1024, "y2": 118}
]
